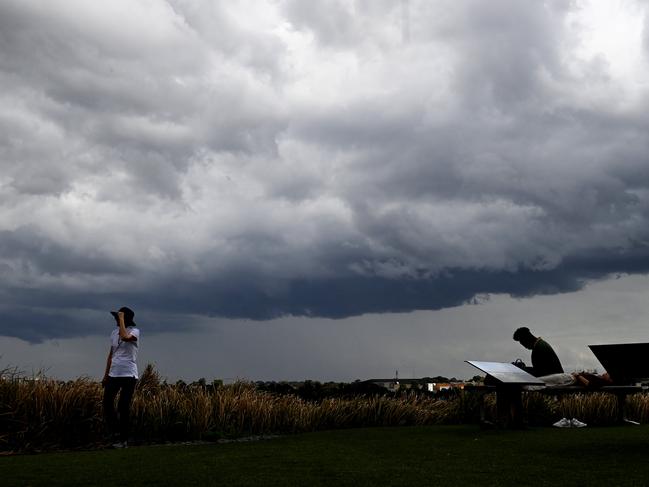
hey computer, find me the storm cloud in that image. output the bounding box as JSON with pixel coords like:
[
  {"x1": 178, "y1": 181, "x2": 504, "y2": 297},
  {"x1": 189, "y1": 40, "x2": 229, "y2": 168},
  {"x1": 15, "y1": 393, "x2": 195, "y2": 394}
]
[{"x1": 2, "y1": 0, "x2": 649, "y2": 342}]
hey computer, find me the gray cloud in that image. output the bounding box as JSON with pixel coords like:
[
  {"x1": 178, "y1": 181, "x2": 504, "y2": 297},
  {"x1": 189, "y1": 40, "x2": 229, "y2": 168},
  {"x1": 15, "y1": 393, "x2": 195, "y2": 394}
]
[
  {"x1": 4, "y1": 274, "x2": 649, "y2": 381},
  {"x1": 1, "y1": 0, "x2": 649, "y2": 343}
]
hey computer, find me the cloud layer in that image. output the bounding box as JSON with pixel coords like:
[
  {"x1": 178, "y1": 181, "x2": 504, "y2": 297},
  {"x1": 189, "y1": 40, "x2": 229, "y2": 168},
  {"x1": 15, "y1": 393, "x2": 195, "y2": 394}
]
[{"x1": 2, "y1": 0, "x2": 649, "y2": 341}]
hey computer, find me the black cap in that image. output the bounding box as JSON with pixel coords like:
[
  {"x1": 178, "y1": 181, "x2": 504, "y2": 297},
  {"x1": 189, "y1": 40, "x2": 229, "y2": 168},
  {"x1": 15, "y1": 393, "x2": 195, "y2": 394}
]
[{"x1": 110, "y1": 306, "x2": 136, "y2": 326}]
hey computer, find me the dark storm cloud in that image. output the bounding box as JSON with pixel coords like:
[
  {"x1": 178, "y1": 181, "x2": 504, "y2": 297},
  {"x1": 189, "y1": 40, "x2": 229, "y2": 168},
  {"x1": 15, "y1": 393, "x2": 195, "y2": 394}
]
[
  {"x1": 0, "y1": 306, "x2": 116, "y2": 343},
  {"x1": 141, "y1": 244, "x2": 649, "y2": 318},
  {"x1": 0, "y1": 226, "x2": 131, "y2": 276},
  {"x1": 7, "y1": 243, "x2": 649, "y2": 343},
  {"x1": 1, "y1": 0, "x2": 649, "y2": 342}
]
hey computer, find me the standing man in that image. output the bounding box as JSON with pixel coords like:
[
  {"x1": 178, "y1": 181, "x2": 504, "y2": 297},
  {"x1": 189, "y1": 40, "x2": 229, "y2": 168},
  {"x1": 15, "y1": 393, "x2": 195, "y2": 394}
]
[
  {"x1": 102, "y1": 306, "x2": 140, "y2": 448},
  {"x1": 513, "y1": 326, "x2": 563, "y2": 377}
]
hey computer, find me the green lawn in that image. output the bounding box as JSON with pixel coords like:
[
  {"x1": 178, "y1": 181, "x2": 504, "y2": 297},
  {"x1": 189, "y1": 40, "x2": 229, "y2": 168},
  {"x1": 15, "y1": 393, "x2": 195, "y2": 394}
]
[{"x1": 3, "y1": 425, "x2": 649, "y2": 486}]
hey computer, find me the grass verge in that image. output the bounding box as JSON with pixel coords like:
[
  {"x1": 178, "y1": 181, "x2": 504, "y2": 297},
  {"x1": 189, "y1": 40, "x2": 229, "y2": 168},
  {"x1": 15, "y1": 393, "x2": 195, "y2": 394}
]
[{"x1": 3, "y1": 425, "x2": 649, "y2": 486}]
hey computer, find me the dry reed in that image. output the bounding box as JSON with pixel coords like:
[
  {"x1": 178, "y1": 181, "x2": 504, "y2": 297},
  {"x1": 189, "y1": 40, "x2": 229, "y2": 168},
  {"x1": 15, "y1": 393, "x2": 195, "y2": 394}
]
[{"x1": 1, "y1": 365, "x2": 647, "y2": 452}]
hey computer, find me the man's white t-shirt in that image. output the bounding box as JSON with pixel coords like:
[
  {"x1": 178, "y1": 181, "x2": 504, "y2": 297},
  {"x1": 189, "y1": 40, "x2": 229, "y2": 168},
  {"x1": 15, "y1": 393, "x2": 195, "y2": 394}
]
[{"x1": 109, "y1": 327, "x2": 140, "y2": 378}]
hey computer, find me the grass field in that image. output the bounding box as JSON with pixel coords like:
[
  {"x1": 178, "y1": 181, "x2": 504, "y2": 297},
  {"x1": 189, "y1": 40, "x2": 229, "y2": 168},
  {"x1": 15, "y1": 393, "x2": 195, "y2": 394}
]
[{"x1": 3, "y1": 425, "x2": 649, "y2": 486}]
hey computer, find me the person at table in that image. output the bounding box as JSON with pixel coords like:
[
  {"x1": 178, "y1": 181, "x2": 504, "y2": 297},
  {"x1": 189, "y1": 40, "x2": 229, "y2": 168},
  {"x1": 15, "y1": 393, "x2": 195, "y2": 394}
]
[{"x1": 512, "y1": 326, "x2": 564, "y2": 377}]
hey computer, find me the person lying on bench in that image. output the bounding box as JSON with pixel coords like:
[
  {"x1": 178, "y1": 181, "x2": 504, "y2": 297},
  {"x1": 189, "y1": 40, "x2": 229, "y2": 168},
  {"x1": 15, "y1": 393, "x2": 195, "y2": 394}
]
[
  {"x1": 513, "y1": 326, "x2": 564, "y2": 377},
  {"x1": 572, "y1": 371, "x2": 613, "y2": 389},
  {"x1": 523, "y1": 371, "x2": 613, "y2": 390}
]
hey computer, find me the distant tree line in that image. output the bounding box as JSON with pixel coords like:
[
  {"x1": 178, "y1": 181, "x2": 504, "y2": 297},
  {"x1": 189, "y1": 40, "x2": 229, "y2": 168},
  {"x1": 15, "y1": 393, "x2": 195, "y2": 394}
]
[
  {"x1": 254, "y1": 376, "x2": 480, "y2": 402},
  {"x1": 173, "y1": 374, "x2": 485, "y2": 402}
]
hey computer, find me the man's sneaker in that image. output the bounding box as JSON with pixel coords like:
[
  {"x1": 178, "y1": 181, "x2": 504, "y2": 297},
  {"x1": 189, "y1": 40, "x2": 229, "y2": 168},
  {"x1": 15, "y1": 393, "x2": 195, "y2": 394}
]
[
  {"x1": 112, "y1": 441, "x2": 128, "y2": 449},
  {"x1": 553, "y1": 417, "x2": 571, "y2": 428},
  {"x1": 571, "y1": 418, "x2": 587, "y2": 428}
]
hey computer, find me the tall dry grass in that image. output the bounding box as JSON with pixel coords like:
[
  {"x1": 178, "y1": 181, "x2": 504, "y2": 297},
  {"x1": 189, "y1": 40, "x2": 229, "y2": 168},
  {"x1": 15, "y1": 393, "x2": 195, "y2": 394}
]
[
  {"x1": 0, "y1": 364, "x2": 459, "y2": 451},
  {"x1": 0, "y1": 368, "x2": 104, "y2": 451},
  {"x1": 2, "y1": 365, "x2": 648, "y2": 452},
  {"x1": 130, "y1": 367, "x2": 461, "y2": 442},
  {"x1": 476, "y1": 390, "x2": 647, "y2": 426}
]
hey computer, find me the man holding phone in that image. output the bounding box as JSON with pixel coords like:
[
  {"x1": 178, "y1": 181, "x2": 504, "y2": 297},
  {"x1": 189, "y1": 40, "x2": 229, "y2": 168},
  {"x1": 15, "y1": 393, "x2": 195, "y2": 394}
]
[{"x1": 102, "y1": 306, "x2": 140, "y2": 448}]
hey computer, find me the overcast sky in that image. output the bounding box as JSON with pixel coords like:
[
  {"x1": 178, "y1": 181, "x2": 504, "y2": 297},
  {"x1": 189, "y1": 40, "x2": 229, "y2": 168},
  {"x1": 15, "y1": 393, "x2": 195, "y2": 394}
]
[{"x1": 1, "y1": 0, "x2": 649, "y2": 381}]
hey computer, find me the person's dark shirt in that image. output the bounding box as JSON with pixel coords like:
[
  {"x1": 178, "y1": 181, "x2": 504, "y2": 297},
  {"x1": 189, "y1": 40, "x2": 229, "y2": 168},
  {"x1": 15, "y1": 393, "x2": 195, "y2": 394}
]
[{"x1": 531, "y1": 338, "x2": 564, "y2": 377}]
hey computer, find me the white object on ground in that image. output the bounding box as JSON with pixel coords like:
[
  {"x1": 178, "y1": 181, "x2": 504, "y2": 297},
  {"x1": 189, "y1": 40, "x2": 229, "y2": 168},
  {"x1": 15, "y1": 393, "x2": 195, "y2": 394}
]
[
  {"x1": 571, "y1": 418, "x2": 587, "y2": 428},
  {"x1": 553, "y1": 417, "x2": 571, "y2": 428}
]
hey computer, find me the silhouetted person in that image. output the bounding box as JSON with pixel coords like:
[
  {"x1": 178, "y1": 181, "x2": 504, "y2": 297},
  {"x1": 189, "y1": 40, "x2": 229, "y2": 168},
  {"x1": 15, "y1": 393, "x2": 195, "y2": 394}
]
[
  {"x1": 102, "y1": 306, "x2": 140, "y2": 448},
  {"x1": 513, "y1": 326, "x2": 563, "y2": 377}
]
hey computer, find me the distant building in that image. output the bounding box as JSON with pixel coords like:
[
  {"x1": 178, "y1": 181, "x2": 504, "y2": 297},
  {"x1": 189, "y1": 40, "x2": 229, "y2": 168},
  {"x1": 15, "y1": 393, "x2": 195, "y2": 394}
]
[
  {"x1": 365, "y1": 378, "x2": 468, "y2": 393},
  {"x1": 366, "y1": 378, "x2": 401, "y2": 391},
  {"x1": 430, "y1": 382, "x2": 466, "y2": 392}
]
